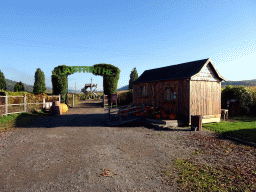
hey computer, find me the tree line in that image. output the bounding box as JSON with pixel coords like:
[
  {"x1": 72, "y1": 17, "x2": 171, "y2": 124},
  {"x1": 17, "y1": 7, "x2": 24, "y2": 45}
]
[{"x1": 0, "y1": 67, "x2": 139, "y2": 95}]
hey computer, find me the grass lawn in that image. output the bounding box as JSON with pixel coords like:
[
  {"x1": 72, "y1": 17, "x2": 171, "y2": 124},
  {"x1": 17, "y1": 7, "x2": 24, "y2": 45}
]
[
  {"x1": 0, "y1": 110, "x2": 52, "y2": 133},
  {"x1": 202, "y1": 116, "x2": 256, "y2": 144},
  {"x1": 171, "y1": 158, "x2": 256, "y2": 192},
  {"x1": 162, "y1": 116, "x2": 256, "y2": 192}
]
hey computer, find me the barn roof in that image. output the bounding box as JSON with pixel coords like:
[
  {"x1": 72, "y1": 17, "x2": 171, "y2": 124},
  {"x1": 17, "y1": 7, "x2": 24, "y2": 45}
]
[{"x1": 132, "y1": 58, "x2": 226, "y2": 84}]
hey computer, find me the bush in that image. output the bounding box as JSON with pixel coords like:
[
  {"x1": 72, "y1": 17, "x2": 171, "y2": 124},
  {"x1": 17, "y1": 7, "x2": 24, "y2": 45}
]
[
  {"x1": 86, "y1": 92, "x2": 96, "y2": 100},
  {"x1": 117, "y1": 90, "x2": 133, "y2": 106},
  {"x1": 249, "y1": 91, "x2": 256, "y2": 116},
  {"x1": 221, "y1": 85, "x2": 253, "y2": 116},
  {"x1": 80, "y1": 94, "x2": 87, "y2": 100}
]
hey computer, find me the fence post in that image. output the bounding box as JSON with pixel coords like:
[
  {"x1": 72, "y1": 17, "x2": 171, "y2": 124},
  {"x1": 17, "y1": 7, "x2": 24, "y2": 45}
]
[
  {"x1": 103, "y1": 94, "x2": 105, "y2": 108},
  {"x1": 5, "y1": 93, "x2": 7, "y2": 116},
  {"x1": 43, "y1": 97, "x2": 45, "y2": 109},
  {"x1": 119, "y1": 108, "x2": 121, "y2": 124},
  {"x1": 24, "y1": 94, "x2": 27, "y2": 113},
  {"x1": 108, "y1": 107, "x2": 111, "y2": 120},
  {"x1": 73, "y1": 94, "x2": 74, "y2": 107},
  {"x1": 142, "y1": 104, "x2": 145, "y2": 117}
]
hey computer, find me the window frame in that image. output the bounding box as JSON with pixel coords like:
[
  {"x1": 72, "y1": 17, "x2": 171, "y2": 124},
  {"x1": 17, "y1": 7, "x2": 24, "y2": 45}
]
[
  {"x1": 163, "y1": 86, "x2": 177, "y2": 102},
  {"x1": 141, "y1": 85, "x2": 148, "y2": 97}
]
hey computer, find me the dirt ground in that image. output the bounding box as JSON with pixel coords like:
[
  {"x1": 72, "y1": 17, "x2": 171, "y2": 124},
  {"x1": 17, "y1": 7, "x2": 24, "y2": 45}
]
[{"x1": 0, "y1": 100, "x2": 254, "y2": 191}]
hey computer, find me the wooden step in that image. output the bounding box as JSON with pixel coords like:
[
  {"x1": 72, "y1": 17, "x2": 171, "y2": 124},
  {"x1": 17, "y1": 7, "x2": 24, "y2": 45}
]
[{"x1": 144, "y1": 118, "x2": 184, "y2": 127}]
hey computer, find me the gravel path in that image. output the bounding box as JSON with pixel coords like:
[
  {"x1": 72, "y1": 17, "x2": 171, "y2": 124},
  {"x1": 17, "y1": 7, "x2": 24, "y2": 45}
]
[{"x1": 0, "y1": 100, "x2": 215, "y2": 192}]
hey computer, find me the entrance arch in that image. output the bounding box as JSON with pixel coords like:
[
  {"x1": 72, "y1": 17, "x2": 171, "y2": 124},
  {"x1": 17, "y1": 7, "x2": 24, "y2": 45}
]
[{"x1": 51, "y1": 63, "x2": 120, "y2": 106}]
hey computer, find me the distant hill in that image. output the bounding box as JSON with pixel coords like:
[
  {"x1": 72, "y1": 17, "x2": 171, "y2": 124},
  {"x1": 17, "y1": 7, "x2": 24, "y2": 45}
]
[
  {"x1": 3, "y1": 79, "x2": 82, "y2": 94},
  {"x1": 3, "y1": 78, "x2": 256, "y2": 94},
  {"x1": 117, "y1": 85, "x2": 129, "y2": 91},
  {"x1": 118, "y1": 80, "x2": 256, "y2": 90},
  {"x1": 222, "y1": 79, "x2": 256, "y2": 87}
]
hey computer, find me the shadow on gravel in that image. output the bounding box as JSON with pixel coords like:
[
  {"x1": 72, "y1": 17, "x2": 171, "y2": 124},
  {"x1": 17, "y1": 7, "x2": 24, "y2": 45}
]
[
  {"x1": 118, "y1": 121, "x2": 191, "y2": 132},
  {"x1": 14, "y1": 113, "x2": 109, "y2": 128},
  {"x1": 215, "y1": 130, "x2": 256, "y2": 147},
  {"x1": 73, "y1": 101, "x2": 103, "y2": 108}
]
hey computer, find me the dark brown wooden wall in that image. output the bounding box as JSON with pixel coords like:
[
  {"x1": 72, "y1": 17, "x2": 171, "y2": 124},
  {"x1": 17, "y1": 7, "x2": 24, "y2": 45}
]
[
  {"x1": 133, "y1": 79, "x2": 190, "y2": 117},
  {"x1": 190, "y1": 80, "x2": 221, "y2": 116}
]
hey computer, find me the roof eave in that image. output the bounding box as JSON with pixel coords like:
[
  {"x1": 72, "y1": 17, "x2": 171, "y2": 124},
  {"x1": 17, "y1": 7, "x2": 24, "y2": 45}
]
[
  {"x1": 190, "y1": 58, "x2": 226, "y2": 82},
  {"x1": 132, "y1": 77, "x2": 191, "y2": 84}
]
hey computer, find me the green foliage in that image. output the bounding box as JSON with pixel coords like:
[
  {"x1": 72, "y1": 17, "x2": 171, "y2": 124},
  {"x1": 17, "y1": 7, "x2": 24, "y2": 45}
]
[
  {"x1": 117, "y1": 90, "x2": 133, "y2": 106},
  {"x1": 92, "y1": 63, "x2": 120, "y2": 105},
  {"x1": 14, "y1": 81, "x2": 25, "y2": 92},
  {"x1": 0, "y1": 70, "x2": 7, "y2": 91},
  {"x1": 129, "y1": 67, "x2": 138, "y2": 90},
  {"x1": 246, "y1": 87, "x2": 256, "y2": 116},
  {"x1": 86, "y1": 92, "x2": 96, "y2": 100},
  {"x1": 79, "y1": 94, "x2": 87, "y2": 100},
  {"x1": 51, "y1": 64, "x2": 120, "y2": 105},
  {"x1": 221, "y1": 85, "x2": 253, "y2": 115},
  {"x1": 95, "y1": 92, "x2": 103, "y2": 100},
  {"x1": 51, "y1": 65, "x2": 75, "y2": 104},
  {"x1": 33, "y1": 68, "x2": 46, "y2": 95},
  {"x1": 2, "y1": 78, "x2": 52, "y2": 93}
]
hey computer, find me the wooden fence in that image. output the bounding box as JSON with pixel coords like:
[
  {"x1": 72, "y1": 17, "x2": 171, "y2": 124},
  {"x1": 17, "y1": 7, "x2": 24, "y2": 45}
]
[
  {"x1": 0, "y1": 94, "x2": 61, "y2": 116},
  {"x1": 105, "y1": 104, "x2": 145, "y2": 125}
]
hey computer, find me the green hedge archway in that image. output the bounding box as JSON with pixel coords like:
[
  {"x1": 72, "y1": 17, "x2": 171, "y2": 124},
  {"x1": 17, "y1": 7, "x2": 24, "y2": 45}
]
[{"x1": 51, "y1": 64, "x2": 120, "y2": 105}]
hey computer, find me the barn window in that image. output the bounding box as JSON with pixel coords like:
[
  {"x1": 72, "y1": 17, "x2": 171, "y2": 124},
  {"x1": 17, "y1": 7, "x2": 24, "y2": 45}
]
[
  {"x1": 141, "y1": 85, "x2": 147, "y2": 97},
  {"x1": 166, "y1": 88, "x2": 172, "y2": 101},
  {"x1": 165, "y1": 87, "x2": 176, "y2": 101}
]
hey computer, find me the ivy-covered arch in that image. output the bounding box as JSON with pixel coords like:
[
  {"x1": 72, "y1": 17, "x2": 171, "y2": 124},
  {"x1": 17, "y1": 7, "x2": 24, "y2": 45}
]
[{"x1": 51, "y1": 63, "x2": 120, "y2": 105}]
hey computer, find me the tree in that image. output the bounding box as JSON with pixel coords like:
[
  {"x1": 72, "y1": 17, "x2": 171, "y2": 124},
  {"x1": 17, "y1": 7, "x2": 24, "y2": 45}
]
[
  {"x1": 129, "y1": 67, "x2": 138, "y2": 90},
  {"x1": 14, "y1": 81, "x2": 25, "y2": 92},
  {"x1": 0, "y1": 70, "x2": 6, "y2": 91},
  {"x1": 33, "y1": 68, "x2": 46, "y2": 95}
]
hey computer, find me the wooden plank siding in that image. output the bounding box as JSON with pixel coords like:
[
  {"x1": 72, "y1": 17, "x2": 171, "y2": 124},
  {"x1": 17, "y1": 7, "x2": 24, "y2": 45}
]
[
  {"x1": 190, "y1": 80, "x2": 221, "y2": 117},
  {"x1": 133, "y1": 79, "x2": 190, "y2": 118},
  {"x1": 132, "y1": 59, "x2": 225, "y2": 125}
]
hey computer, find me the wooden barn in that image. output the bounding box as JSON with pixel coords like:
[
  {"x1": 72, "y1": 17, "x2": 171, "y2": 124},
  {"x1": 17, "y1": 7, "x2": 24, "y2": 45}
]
[{"x1": 132, "y1": 58, "x2": 226, "y2": 125}]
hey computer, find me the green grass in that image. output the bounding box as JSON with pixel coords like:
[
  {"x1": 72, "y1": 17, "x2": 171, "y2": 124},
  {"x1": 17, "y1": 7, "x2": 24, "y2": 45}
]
[
  {"x1": 160, "y1": 116, "x2": 256, "y2": 191},
  {"x1": 160, "y1": 158, "x2": 256, "y2": 191},
  {"x1": 202, "y1": 116, "x2": 256, "y2": 144},
  {"x1": 171, "y1": 158, "x2": 255, "y2": 192},
  {"x1": 0, "y1": 110, "x2": 52, "y2": 133}
]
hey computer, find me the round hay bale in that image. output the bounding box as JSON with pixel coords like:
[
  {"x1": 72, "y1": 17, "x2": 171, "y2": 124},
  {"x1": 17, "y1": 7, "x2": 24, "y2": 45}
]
[{"x1": 60, "y1": 103, "x2": 68, "y2": 113}]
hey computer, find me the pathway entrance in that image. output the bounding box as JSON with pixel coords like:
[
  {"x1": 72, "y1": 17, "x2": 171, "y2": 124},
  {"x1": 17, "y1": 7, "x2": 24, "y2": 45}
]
[
  {"x1": 0, "y1": 100, "x2": 209, "y2": 191},
  {"x1": 70, "y1": 100, "x2": 104, "y2": 109}
]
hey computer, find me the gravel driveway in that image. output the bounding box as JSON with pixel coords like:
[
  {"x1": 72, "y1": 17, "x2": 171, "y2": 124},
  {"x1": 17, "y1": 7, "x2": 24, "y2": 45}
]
[{"x1": 0, "y1": 100, "x2": 214, "y2": 192}]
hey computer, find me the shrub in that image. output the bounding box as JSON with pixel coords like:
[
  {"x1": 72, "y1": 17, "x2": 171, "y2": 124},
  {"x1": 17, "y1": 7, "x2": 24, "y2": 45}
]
[
  {"x1": 80, "y1": 94, "x2": 87, "y2": 100},
  {"x1": 249, "y1": 90, "x2": 256, "y2": 116},
  {"x1": 14, "y1": 81, "x2": 25, "y2": 92},
  {"x1": 86, "y1": 92, "x2": 96, "y2": 100},
  {"x1": 221, "y1": 85, "x2": 253, "y2": 116},
  {"x1": 117, "y1": 90, "x2": 133, "y2": 106},
  {"x1": 33, "y1": 68, "x2": 46, "y2": 95}
]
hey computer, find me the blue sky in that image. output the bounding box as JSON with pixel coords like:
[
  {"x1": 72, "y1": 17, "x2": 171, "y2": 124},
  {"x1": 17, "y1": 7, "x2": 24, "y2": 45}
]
[{"x1": 1, "y1": 0, "x2": 255, "y2": 92}]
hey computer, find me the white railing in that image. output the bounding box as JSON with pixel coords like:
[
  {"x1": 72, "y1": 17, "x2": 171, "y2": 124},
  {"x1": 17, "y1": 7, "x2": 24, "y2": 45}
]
[{"x1": 0, "y1": 94, "x2": 61, "y2": 116}]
